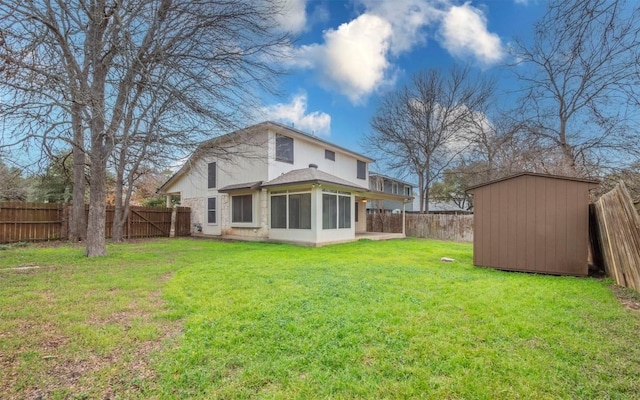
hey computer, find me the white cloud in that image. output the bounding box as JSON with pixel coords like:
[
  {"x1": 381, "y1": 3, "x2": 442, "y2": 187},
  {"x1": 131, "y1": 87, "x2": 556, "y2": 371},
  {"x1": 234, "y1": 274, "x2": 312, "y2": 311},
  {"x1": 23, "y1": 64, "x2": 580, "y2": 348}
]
[
  {"x1": 262, "y1": 93, "x2": 331, "y2": 136},
  {"x1": 288, "y1": 0, "x2": 504, "y2": 103},
  {"x1": 514, "y1": 0, "x2": 528, "y2": 5},
  {"x1": 359, "y1": 0, "x2": 442, "y2": 55},
  {"x1": 276, "y1": 0, "x2": 307, "y2": 34},
  {"x1": 439, "y1": 3, "x2": 504, "y2": 65},
  {"x1": 297, "y1": 13, "x2": 394, "y2": 104}
]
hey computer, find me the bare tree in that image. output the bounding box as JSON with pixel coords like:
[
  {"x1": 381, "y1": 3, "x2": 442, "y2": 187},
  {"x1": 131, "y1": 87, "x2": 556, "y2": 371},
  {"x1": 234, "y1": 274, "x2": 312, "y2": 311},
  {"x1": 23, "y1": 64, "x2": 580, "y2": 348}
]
[
  {"x1": 0, "y1": 160, "x2": 28, "y2": 201},
  {"x1": 0, "y1": 0, "x2": 291, "y2": 255},
  {"x1": 512, "y1": 0, "x2": 640, "y2": 176},
  {"x1": 365, "y1": 65, "x2": 495, "y2": 213}
]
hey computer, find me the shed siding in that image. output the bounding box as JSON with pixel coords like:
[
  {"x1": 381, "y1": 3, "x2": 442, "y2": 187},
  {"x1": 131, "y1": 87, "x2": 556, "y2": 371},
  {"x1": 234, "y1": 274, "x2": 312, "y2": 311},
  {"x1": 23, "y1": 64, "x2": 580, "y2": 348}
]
[{"x1": 471, "y1": 174, "x2": 595, "y2": 276}]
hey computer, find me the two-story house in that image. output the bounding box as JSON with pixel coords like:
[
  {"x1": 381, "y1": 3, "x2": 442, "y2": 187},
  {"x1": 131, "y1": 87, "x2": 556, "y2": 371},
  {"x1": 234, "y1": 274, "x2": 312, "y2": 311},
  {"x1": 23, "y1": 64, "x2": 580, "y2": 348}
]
[
  {"x1": 367, "y1": 173, "x2": 415, "y2": 213},
  {"x1": 157, "y1": 121, "x2": 412, "y2": 246}
]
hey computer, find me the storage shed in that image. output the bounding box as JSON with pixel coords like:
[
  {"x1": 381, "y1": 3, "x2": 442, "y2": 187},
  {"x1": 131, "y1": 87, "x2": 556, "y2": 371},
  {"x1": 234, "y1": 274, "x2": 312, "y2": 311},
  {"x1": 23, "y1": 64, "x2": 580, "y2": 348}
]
[{"x1": 467, "y1": 173, "x2": 599, "y2": 276}]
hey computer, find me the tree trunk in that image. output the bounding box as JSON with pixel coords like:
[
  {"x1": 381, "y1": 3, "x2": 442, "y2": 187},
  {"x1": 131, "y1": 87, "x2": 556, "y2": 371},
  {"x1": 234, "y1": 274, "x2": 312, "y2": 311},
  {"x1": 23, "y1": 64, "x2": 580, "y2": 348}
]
[
  {"x1": 424, "y1": 184, "x2": 430, "y2": 214},
  {"x1": 86, "y1": 155, "x2": 107, "y2": 257},
  {"x1": 69, "y1": 106, "x2": 86, "y2": 242},
  {"x1": 418, "y1": 174, "x2": 425, "y2": 213},
  {"x1": 112, "y1": 163, "x2": 125, "y2": 242},
  {"x1": 558, "y1": 118, "x2": 577, "y2": 174}
]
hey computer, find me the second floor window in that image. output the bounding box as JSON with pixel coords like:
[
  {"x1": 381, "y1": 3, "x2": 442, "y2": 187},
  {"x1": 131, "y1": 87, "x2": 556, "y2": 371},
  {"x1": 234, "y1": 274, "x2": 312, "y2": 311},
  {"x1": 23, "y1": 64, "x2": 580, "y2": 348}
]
[
  {"x1": 276, "y1": 134, "x2": 294, "y2": 163},
  {"x1": 325, "y1": 149, "x2": 335, "y2": 161},
  {"x1": 357, "y1": 160, "x2": 366, "y2": 180},
  {"x1": 208, "y1": 162, "x2": 216, "y2": 188}
]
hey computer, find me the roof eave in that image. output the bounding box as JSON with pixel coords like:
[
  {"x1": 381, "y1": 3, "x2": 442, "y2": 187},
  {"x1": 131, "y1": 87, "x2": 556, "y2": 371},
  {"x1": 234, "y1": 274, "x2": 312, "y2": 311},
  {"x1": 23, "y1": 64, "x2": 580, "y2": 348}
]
[{"x1": 262, "y1": 178, "x2": 367, "y2": 192}]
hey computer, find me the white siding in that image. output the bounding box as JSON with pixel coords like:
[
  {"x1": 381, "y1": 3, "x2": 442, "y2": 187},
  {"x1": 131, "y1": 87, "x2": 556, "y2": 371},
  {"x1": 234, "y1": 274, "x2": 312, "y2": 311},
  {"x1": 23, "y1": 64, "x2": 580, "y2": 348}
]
[
  {"x1": 266, "y1": 130, "x2": 368, "y2": 188},
  {"x1": 161, "y1": 131, "x2": 269, "y2": 236}
]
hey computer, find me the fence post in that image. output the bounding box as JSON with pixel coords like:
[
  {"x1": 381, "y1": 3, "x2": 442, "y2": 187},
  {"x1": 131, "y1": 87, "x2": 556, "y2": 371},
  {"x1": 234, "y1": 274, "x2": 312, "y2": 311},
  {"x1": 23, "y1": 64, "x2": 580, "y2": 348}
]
[
  {"x1": 61, "y1": 204, "x2": 69, "y2": 240},
  {"x1": 169, "y1": 205, "x2": 177, "y2": 238}
]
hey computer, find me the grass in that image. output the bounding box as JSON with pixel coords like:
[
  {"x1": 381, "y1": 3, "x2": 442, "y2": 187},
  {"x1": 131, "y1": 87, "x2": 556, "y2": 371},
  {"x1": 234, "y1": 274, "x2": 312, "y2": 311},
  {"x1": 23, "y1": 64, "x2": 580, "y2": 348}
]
[{"x1": 1, "y1": 238, "x2": 639, "y2": 399}]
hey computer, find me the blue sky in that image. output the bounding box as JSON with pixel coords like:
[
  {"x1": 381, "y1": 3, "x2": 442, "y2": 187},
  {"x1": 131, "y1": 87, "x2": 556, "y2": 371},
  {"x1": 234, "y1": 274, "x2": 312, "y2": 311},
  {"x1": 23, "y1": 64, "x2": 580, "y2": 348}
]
[{"x1": 260, "y1": 0, "x2": 547, "y2": 161}]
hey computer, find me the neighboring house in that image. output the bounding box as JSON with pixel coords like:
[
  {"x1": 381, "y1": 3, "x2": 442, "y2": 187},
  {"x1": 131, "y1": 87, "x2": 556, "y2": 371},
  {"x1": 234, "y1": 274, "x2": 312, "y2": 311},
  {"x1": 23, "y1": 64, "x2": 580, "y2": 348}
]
[
  {"x1": 157, "y1": 121, "x2": 412, "y2": 246},
  {"x1": 411, "y1": 198, "x2": 472, "y2": 214},
  {"x1": 367, "y1": 173, "x2": 414, "y2": 213}
]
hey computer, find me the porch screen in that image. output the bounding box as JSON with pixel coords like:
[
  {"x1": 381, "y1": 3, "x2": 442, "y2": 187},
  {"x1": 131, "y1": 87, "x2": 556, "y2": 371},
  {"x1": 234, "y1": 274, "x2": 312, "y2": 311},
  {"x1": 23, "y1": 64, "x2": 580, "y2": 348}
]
[
  {"x1": 322, "y1": 191, "x2": 351, "y2": 229},
  {"x1": 271, "y1": 195, "x2": 287, "y2": 228},
  {"x1": 322, "y1": 194, "x2": 337, "y2": 229},
  {"x1": 271, "y1": 193, "x2": 311, "y2": 229},
  {"x1": 338, "y1": 196, "x2": 351, "y2": 228},
  {"x1": 289, "y1": 194, "x2": 311, "y2": 229}
]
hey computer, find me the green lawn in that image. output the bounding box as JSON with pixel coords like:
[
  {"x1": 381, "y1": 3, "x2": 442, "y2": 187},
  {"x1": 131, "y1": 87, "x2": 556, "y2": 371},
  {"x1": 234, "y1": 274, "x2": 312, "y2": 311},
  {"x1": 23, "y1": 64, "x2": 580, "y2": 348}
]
[{"x1": 1, "y1": 238, "x2": 639, "y2": 399}]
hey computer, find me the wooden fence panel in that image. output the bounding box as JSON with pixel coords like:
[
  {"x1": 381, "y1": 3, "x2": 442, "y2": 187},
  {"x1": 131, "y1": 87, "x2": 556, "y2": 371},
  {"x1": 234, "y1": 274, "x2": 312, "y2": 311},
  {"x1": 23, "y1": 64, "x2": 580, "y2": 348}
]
[
  {"x1": 0, "y1": 202, "x2": 65, "y2": 243},
  {"x1": 176, "y1": 207, "x2": 192, "y2": 236},
  {"x1": 0, "y1": 202, "x2": 191, "y2": 243},
  {"x1": 367, "y1": 213, "x2": 474, "y2": 242},
  {"x1": 593, "y1": 181, "x2": 640, "y2": 291},
  {"x1": 128, "y1": 207, "x2": 171, "y2": 238}
]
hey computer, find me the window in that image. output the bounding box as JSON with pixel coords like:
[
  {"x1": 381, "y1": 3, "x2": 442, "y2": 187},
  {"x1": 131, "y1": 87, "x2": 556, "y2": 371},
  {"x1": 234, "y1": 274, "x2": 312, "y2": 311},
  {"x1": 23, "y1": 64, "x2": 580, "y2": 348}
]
[
  {"x1": 271, "y1": 195, "x2": 287, "y2": 228},
  {"x1": 322, "y1": 190, "x2": 351, "y2": 229},
  {"x1": 232, "y1": 194, "x2": 252, "y2": 223},
  {"x1": 208, "y1": 162, "x2": 216, "y2": 188},
  {"x1": 405, "y1": 186, "x2": 412, "y2": 196},
  {"x1": 289, "y1": 193, "x2": 311, "y2": 229},
  {"x1": 325, "y1": 149, "x2": 335, "y2": 161},
  {"x1": 207, "y1": 197, "x2": 217, "y2": 224},
  {"x1": 276, "y1": 134, "x2": 294, "y2": 163},
  {"x1": 322, "y1": 194, "x2": 337, "y2": 229},
  {"x1": 392, "y1": 182, "x2": 398, "y2": 194},
  {"x1": 357, "y1": 160, "x2": 366, "y2": 180}
]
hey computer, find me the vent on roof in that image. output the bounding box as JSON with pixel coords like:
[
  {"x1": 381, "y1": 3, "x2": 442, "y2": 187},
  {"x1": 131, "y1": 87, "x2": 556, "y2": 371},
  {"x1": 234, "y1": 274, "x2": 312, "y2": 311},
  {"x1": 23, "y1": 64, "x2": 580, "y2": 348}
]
[{"x1": 309, "y1": 163, "x2": 318, "y2": 169}]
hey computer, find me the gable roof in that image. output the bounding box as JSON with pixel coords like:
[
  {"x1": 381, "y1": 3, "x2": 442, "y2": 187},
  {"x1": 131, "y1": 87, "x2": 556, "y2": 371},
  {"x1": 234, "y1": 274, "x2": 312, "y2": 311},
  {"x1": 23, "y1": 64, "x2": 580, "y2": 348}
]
[
  {"x1": 466, "y1": 172, "x2": 599, "y2": 192},
  {"x1": 262, "y1": 166, "x2": 367, "y2": 191},
  {"x1": 157, "y1": 121, "x2": 374, "y2": 194}
]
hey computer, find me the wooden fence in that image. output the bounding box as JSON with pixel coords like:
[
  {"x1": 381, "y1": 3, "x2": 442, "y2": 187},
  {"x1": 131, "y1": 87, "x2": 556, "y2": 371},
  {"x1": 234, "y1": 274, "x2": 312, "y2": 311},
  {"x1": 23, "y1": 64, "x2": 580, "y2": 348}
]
[
  {"x1": 592, "y1": 181, "x2": 640, "y2": 292},
  {"x1": 367, "y1": 213, "x2": 474, "y2": 242},
  {"x1": 0, "y1": 202, "x2": 191, "y2": 243},
  {"x1": 0, "y1": 202, "x2": 66, "y2": 243}
]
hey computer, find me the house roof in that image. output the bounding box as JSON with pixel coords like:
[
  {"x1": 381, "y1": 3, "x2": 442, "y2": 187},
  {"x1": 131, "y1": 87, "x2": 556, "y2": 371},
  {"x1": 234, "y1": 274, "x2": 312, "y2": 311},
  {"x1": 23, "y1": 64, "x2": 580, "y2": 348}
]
[
  {"x1": 157, "y1": 121, "x2": 374, "y2": 194},
  {"x1": 218, "y1": 181, "x2": 263, "y2": 193},
  {"x1": 262, "y1": 166, "x2": 368, "y2": 191},
  {"x1": 466, "y1": 172, "x2": 599, "y2": 192},
  {"x1": 369, "y1": 172, "x2": 416, "y2": 187}
]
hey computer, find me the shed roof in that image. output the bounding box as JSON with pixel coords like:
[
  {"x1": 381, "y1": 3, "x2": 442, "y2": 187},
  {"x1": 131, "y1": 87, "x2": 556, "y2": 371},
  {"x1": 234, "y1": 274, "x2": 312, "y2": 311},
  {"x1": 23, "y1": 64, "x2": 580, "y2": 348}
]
[{"x1": 466, "y1": 172, "x2": 599, "y2": 192}]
